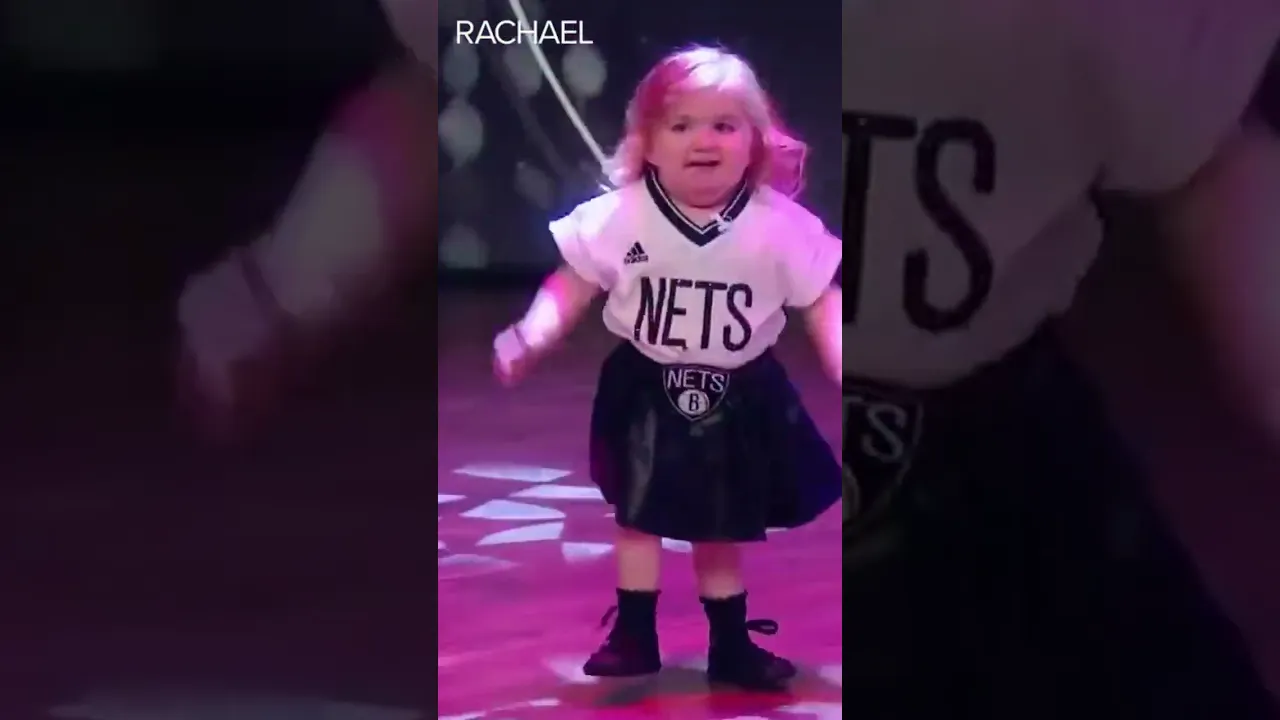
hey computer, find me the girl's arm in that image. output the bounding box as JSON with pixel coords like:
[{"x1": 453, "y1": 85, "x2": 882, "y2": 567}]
[
  {"x1": 1161, "y1": 118, "x2": 1280, "y2": 441},
  {"x1": 803, "y1": 286, "x2": 843, "y2": 384},
  {"x1": 511, "y1": 264, "x2": 602, "y2": 354},
  {"x1": 776, "y1": 207, "x2": 842, "y2": 383},
  {"x1": 495, "y1": 264, "x2": 601, "y2": 384}
]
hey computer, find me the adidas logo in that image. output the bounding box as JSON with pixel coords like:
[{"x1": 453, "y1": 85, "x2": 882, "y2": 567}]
[{"x1": 623, "y1": 242, "x2": 648, "y2": 265}]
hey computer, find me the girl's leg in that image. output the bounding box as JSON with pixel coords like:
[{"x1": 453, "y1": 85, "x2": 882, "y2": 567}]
[
  {"x1": 617, "y1": 526, "x2": 662, "y2": 591},
  {"x1": 692, "y1": 542, "x2": 798, "y2": 691},
  {"x1": 692, "y1": 541, "x2": 745, "y2": 598},
  {"x1": 582, "y1": 527, "x2": 664, "y2": 677}
]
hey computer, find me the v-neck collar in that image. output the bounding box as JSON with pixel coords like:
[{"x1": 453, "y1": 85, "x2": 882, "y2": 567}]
[{"x1": 643, "y1": 165, "x2": 752, "y2": 247}]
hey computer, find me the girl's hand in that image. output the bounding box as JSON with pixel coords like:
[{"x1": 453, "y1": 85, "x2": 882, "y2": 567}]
[
  {"x1": 493, "y1": 264, "x2": 599, "y2": 387},
  {"x1": 493, "y1": 325, "x2": 536, "y2": 387}
]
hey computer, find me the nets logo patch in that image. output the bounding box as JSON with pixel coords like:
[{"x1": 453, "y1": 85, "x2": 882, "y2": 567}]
[
  {"x1": 663, "y1": 365, "x2": 729, "y2": 421},
  {"x1": 843, "y1": 383, "x2": 924, "y2": 524}
]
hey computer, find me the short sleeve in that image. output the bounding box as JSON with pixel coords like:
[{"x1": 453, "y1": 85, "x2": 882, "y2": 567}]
[
  {"x1": 1086, "y1": 0, "x2": 1280, "y2": 193},
  {"x1": 781, "y1": 220, "x2": 842, "y2": 308},
  {"x1": 548, "y1": 208, "x2": 607, "y2": 287}
]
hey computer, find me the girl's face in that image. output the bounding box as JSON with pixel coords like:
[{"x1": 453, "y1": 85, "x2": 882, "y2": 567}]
[{"x1": 645, "y1": 88, "x2": 755, "y2": 207}]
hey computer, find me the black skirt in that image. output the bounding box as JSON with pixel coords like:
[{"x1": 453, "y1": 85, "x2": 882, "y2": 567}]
[
  {"x1": 841, "y1": 326, "x2": 1275, "y2": 718},
  {"x1": 589, "y1": 343, "x2": 841, "y2": 543}
]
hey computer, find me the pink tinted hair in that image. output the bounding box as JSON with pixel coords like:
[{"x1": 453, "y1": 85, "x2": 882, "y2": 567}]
[{"x1": 604, "y1": 46, "x2": 808, "y2": 197}]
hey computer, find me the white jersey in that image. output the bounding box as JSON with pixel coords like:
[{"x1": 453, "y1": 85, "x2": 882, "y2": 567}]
[
  {"x1": 843, "y1": 0, "x2": 1280, "y2": 386},
  {"x1": 550, "y1": 173, "x2": 842, "y2": 369}
]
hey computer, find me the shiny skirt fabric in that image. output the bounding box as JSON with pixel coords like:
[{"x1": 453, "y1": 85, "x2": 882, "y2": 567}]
[
  {"x1": 588, "y1": 343, "x2": 841, "y2": 543},
  {"x1": 842, "y1": 327, "x2": 1276, "y2": 718}
]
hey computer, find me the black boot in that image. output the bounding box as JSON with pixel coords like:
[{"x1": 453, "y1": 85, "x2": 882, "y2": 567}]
[
  {"x1": 702, "y1": 593, "x2": 797, "y2": 691},
  {"x1": 583, "y1": 589, "x2": 662, "y2": 677}
]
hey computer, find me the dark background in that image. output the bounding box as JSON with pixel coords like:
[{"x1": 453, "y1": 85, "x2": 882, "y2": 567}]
[
  {"x1": 0, "y1": 0, "x2": 434, "y2": 715},
  {"x1": 436, "y1": 0, "x2": 842, "y2": 277}
]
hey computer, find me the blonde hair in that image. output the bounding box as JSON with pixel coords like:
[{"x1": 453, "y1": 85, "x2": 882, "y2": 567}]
[{"x1": 604, "y1": 46, "x2": 808, "y2": 198}]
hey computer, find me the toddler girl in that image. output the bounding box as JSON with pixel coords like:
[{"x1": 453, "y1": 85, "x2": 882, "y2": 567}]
[{"x1": 493, "y1": 46, "x2": 842, "y2": 691}]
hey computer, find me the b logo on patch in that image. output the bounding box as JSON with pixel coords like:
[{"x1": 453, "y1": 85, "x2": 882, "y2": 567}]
[
  {"x1": 842, "y1": 382, "x2": 924, "y2": 526},
  {"x1": 663, "y1": 365, "x2": 730, "y2": 421}
]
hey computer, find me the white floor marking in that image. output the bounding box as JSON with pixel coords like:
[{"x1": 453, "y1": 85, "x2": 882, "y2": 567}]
[
  {"x1": 661, "y1": 538, "x2": 693, "y2": 553},
  {"x1": 543, "y1": 655, "x2": 598, "y2": 685},
  {"x1": 476, "y1": 521, "x2": 564, "y2": 546},
  {"x1": 560, "y1": 541, "x2": 613, "y2": 563},
  {"x1": 438, "y1": 554, "x2": 518, "y2": 579},
  {"x1": 510, "y1": 485, "x2": 603, "y2": 501},
  {"x1": 454, "y1": 464, "x2": 571, "y2": 483},
  {"x1": 462, "y1": 500, "x2": 565, "y2": 522}
]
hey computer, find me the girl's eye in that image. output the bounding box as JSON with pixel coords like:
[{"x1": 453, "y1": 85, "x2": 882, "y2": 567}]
[
  {"x1": 714, "y1": 122, "x2": 737, "y2": 133},
  {"x1": 670, "y1": 122, "x2": 690, "y2": 132}
]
